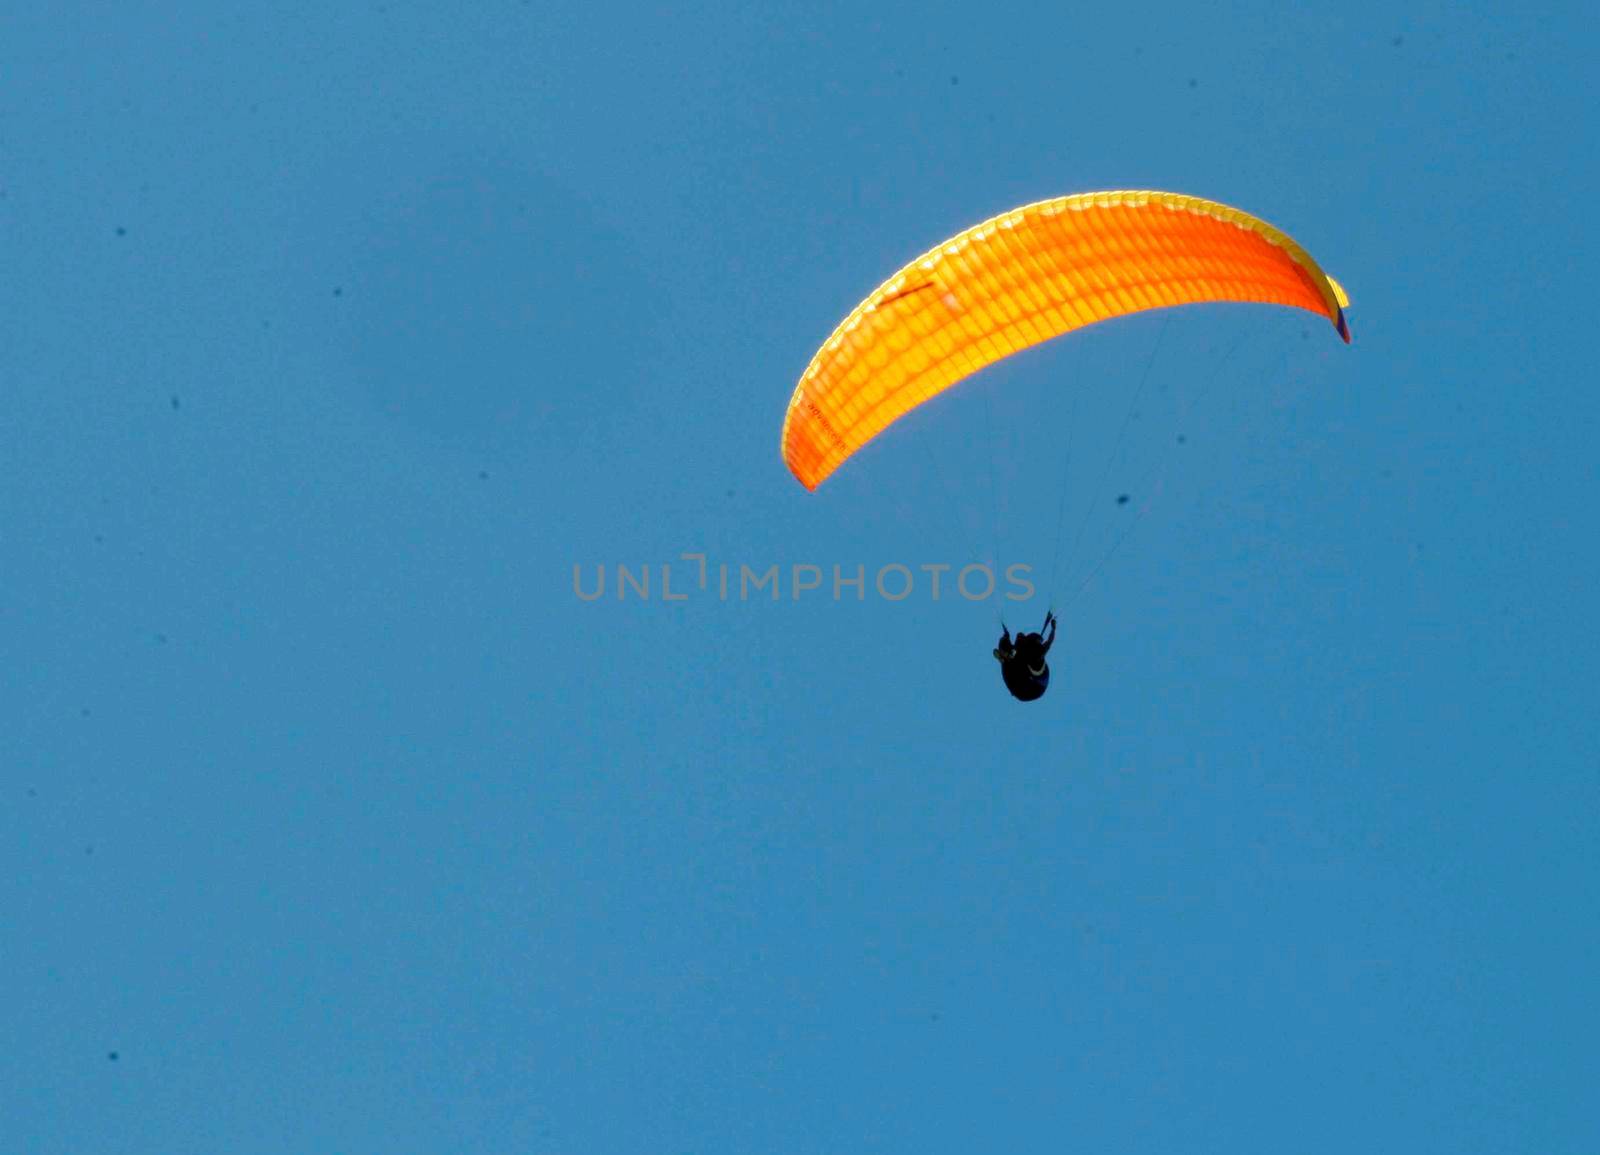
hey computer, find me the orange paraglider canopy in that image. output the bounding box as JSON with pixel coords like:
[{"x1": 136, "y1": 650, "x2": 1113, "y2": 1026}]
[{"x1": 781, "y1": 190, "x2": 1350, "y2": 490}]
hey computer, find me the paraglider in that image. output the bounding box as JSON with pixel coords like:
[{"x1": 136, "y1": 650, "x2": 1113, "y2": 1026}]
[
  {"x1": 781, "y1": 189, "x2": 1350, "y2": 700},
  {"x1": 995, "y1": 612, "x2": 1058, "y2": 702}
]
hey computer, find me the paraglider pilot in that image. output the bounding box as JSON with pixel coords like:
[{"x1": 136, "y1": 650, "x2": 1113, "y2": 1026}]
[{"x1": 994, "y1": 612, "x2": 1057, "y2": 702}]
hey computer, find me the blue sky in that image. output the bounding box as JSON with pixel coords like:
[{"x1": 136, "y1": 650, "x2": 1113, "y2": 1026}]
[{"x1": 4, "y1": 2, "x2": 1597, "y2": 1151}]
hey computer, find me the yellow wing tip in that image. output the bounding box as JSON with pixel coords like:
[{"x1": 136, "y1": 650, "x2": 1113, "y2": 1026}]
[{"x1": 1326, "y1": 276, "x2": 1351, "y2": 343}]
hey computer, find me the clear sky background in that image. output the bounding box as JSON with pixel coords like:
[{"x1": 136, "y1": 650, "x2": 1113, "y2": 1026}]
[{"x1": 4, "y1": 2, "x2": 1597, "y2": 1152}]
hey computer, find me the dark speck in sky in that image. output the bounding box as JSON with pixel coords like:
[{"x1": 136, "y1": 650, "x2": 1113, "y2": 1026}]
[
  {"x1": 108, "y1": 1052, "x2": 119, "y2": 1062},
  {"x1": 1177, "y1": 434, "x2": 1187, "y2": 444},
  {"x1": 1392, "y1": 35, "x2": 1404, "y2": 47},
  {"x1": 333, "y1": 286, "x2": 344, "y2": 297},
  {"x1": 478, "y1": 470, "x2": 489, "y2": 480},
  {"x1": 170, "y1": 395, "x2": 180, "y2": 410},
  {"x1": 1117, "y1": 494, "x2": 1130, "y2": 505},
  {"x1": 115, "y1": 226, "x2": 126, "y2": 236},
  {"x1": 951, "y1": 75, "x2": 959, "y2": 86},
  {"x1": 1188, "y1": 77, "x2": 1198, "y2": 88}
]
